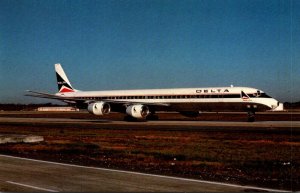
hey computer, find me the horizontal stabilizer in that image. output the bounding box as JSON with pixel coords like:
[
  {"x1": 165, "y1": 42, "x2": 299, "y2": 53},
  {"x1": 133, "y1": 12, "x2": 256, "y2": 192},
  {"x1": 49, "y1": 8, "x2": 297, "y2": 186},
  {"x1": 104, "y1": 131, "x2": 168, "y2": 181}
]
[{"x1": 25, "y1": 90, "x2": 83, "y2": 101}]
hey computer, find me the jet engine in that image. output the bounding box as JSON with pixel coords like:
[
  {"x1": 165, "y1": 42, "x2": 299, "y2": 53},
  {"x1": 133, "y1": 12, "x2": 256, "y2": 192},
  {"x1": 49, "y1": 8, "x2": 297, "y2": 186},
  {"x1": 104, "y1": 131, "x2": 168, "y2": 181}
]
[
  {"x1": 126, "y1": 105, "x2": 149, "y2": 118},
  {"x1": 87, "y1": 102, "x2": 111, "y2": 116}
]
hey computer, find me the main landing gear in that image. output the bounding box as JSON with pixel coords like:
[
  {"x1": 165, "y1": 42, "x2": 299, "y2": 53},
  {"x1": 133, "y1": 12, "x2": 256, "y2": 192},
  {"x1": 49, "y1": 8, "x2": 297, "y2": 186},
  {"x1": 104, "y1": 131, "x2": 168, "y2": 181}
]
[
  {"x1": 124, "y1": 115, "x2": 138, "y2": 122},
  {"x1": 146, "y1": 113, "x2": 159, "y2": 120},
  {"x1": 123, "y1": 112, "x2": 159, "y2": 121},
  {"x1": 146, "y1": 110, "x2": 159, "y2": 120}
]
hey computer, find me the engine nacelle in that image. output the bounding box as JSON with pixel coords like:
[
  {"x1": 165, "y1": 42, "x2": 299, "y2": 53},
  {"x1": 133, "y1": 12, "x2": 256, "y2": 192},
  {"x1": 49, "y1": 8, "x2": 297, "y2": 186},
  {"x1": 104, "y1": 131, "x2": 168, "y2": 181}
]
[
  {"x1": 87, "y1": 102, "x2": 111, "y2": 116},
  {"x1": 126, "y1": 105, "x2": 149, "y2": 119}
]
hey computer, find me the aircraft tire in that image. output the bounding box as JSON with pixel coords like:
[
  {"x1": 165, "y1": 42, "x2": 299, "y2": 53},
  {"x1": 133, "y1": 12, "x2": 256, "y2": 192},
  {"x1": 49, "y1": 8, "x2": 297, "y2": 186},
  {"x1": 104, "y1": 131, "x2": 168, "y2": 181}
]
[
  {"x1": 146, "y1": 114, "x2": 159, "y2": 120},
  {"x1": 247, "y1": 111, "x2": 255, "y2": 122}
]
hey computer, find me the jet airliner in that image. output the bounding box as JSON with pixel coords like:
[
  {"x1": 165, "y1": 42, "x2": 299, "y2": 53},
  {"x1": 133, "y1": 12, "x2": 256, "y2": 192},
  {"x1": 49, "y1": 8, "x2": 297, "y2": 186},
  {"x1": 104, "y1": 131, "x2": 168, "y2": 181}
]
[{"x1": 27, "y1": 64, "x2": 280, "y2": 121}]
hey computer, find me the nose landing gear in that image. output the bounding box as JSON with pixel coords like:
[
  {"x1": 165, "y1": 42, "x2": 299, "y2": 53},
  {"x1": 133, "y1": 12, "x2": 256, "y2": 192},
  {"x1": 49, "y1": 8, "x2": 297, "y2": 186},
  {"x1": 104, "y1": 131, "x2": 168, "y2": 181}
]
[
  {"x1": 247, "y1": 105, "x2": 257, "y2": 122},
  {"x1": 247, "y1": 111, "x2": 255, "y2": 122}
]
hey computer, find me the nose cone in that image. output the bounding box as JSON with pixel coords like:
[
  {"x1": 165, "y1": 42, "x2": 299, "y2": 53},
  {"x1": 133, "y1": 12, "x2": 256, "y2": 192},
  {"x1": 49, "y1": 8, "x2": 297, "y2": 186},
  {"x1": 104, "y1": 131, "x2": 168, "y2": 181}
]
[
  {"x1": 271, "y1": 101, "x2": 284, "y2": 111},
  {"x1": 268, "y1": 98, "x2": 283, "y2": 111}
]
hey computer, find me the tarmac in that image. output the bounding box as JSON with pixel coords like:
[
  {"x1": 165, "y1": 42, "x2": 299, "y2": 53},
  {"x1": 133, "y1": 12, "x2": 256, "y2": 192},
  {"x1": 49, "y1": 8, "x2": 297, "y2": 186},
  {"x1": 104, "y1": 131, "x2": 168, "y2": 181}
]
[
  {"x1": 0, "y1": 134, "x2": 44, "y2": 144},
  {"x1": 0, "y1": 154, "x2": 289, "y2": 192},
  {"x1": 0, "y1": 116, "x2": 299, "y2": 129}
]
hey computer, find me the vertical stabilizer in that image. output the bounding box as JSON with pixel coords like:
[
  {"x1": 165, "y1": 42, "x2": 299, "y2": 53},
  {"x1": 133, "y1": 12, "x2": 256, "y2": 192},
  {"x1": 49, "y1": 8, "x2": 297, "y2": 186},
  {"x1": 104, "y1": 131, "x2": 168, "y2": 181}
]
[{"x1": 55, "y1": 63, "x2": 76, "y2": 93}]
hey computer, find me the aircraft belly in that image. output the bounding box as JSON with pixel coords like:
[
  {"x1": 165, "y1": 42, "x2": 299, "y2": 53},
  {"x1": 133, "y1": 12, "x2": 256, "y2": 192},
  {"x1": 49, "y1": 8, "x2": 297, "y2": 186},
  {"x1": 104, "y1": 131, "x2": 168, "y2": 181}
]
[
  {"x1": 75, "y1": 100, "x2": 271, "y2": 113},
  {"x1": 167, "y1": 102, "x2": 270, "y2": 112}
]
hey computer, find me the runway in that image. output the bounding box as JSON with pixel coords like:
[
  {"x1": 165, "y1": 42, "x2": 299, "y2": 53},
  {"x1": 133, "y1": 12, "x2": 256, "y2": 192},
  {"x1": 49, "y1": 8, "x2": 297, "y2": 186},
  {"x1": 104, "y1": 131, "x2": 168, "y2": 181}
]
[
  {"x1": 0, "y1": 116, "x2": 299, "y2": 129},
  {"x1": 0, "y1": 155, "x2": 289, "y2": 192}
]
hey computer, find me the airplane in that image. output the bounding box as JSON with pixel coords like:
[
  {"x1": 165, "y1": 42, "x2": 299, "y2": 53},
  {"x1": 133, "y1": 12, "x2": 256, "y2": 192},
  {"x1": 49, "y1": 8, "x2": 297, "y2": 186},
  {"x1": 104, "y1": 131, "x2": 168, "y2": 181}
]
[{"x1": 26, "y1": 63, "x2": 280, "y2": 122}]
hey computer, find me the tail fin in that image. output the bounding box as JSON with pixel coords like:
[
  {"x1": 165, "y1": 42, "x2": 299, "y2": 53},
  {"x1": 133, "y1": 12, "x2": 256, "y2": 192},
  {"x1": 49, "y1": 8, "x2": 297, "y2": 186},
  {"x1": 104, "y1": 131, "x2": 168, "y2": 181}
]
[{"x1": 55, "y1": 63, "x2": 76, "y2": 93}]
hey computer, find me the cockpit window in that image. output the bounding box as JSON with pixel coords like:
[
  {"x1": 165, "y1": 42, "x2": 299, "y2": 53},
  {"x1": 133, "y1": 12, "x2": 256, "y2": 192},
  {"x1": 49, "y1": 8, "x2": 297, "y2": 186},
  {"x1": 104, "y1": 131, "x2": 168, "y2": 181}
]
[
  {"x1": 257, "y1": 90, "x2": 261, "y2": 97},
  {"x1": 250, "y1": 91, "x2": 272, "y2": 98},
  {"x1": 260, "y1": 93, "x2": 272, "y2": 98}
]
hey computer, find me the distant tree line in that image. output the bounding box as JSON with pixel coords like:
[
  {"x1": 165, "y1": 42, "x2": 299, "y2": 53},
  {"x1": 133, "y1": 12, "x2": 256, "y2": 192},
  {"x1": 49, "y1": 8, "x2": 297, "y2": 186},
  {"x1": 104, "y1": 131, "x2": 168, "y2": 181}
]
[
  {"x1": 0, "y1": 103, "x2": 67, "y2": 111},
  {"x1": 283, "y1": 102, "x2": 300, "y2": 109}
]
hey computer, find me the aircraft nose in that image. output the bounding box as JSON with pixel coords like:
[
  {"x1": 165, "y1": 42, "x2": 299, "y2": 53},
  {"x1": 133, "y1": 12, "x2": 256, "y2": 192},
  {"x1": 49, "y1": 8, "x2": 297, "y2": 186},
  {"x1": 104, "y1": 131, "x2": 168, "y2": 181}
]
[
  {"x1": 270, "y1": 100, "x2": 282, "y2": 111},
  {"x1": 272, "y1": 100, "x2": 279, "y2": 108}
]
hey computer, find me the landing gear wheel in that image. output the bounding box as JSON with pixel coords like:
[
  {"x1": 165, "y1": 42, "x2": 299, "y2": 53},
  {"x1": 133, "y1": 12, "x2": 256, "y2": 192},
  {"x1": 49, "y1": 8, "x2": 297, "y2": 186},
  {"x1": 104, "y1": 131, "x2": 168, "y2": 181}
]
[
  {"x1": 124, "y1": 115, "x2": 138, "y2": 122},
  {"x1": 146, "y1": 114, "x2": 159, "y2": 120},
  {"x1": 247, "y1": 111, "x2": 255, "y2": 122}
]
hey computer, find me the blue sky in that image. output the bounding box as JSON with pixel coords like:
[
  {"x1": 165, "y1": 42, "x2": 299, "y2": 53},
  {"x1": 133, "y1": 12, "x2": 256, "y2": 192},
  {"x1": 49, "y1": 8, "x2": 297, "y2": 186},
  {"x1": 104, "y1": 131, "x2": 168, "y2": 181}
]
[{"x1": 0, "y1": 0, "x2": 299, "y2": 103}]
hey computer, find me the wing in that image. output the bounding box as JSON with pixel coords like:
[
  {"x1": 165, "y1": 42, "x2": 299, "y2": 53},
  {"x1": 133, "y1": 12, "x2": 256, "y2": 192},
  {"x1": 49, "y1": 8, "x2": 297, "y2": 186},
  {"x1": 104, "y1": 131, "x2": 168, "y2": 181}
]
[
  {"x1": 25, "y1": 90, "x2": 86, "y2": 102},
  {"x1": 25, "y1": 90, "x2": 170, "y2": 107}
]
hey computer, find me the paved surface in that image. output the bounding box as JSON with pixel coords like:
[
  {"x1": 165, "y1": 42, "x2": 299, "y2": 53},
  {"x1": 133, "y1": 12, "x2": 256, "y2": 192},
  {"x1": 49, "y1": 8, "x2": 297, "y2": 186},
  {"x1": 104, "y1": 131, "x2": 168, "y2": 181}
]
[
  {"x1": 0, "y1": 155, "x2": 289, "y2": 192},
  {"x1": 0, "y1": 116, "x2": 299, "y2": 128},
  {"x1": 0, "y1": 134, "x2": 44, "y2": 144}
]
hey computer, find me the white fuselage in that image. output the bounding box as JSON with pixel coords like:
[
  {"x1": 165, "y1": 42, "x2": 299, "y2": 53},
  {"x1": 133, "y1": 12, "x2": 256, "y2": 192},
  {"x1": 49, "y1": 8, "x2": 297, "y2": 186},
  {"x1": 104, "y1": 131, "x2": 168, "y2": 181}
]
[
  {"x1": 56, "y1": 86, "x2": 279, "y2": 112},
  {"x1": 28, "y1": 64, "x2": 281, "y2": 120}
]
